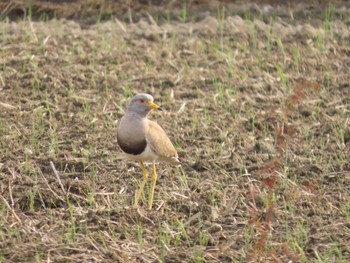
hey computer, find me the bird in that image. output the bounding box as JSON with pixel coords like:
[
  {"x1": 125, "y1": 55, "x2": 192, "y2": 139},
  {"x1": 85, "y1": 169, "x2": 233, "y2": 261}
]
[{"x1": 117, "y1": 93, "x2": 180, "y2": 209}]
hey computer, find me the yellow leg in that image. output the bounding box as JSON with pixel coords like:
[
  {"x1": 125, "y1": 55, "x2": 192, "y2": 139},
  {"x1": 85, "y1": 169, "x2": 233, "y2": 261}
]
[
  {"x1": 135, "y1": 161, "x2": 148, "y2": 206},
  {"x1": 149, "y1": 161, "x2": 157, "y2": 209}
]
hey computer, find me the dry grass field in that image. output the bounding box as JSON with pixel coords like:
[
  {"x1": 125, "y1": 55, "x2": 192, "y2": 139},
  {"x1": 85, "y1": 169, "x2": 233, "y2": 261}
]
[{"x1": 0, "y1": 0, "x2": 350, "y2": 262}]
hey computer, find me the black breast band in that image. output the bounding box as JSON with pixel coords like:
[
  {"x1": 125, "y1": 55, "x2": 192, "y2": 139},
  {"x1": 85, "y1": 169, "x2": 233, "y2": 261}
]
[{"x1": 117, "y1": 138, "x2": 147, "y2": 155}]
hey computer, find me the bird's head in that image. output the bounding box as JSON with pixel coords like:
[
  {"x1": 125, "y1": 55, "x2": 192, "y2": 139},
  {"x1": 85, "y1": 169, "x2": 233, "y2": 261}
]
[{"x1": 128, "y1": 93, "x2": 162, "y2": 116}]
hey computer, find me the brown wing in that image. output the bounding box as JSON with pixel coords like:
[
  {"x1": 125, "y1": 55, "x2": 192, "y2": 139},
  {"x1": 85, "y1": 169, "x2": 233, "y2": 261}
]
[{"x1": 146, "y1": 120, "x2": 180, "y2": 165}]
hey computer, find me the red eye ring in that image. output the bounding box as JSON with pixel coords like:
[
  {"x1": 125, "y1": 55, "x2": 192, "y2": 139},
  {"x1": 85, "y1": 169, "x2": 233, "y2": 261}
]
[{"x1": 140, "y1": 99, "x2": 144, "y2": 103}]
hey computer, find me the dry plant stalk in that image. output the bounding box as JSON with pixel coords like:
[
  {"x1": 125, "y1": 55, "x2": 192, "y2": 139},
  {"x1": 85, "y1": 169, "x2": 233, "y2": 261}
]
[{"x1": 247, "y1": 80, "x2": 321, "y2": 262}]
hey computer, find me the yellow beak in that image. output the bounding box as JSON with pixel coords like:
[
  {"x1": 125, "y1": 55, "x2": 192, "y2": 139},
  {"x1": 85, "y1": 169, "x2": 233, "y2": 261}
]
[{"x1": 148, "y1": 101, "x2": 161, "y2": 110}]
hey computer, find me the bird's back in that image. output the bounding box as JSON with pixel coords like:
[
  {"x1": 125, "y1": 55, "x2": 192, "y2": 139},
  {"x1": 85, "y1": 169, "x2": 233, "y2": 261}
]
[{"x1": 146, "y1": 120, "x2": 180, "y2": 165}]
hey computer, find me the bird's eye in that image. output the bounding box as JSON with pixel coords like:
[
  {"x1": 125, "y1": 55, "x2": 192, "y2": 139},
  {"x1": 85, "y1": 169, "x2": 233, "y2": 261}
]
[{"x1": 140, "y1": 99, "x2": 144, "y2": 103}]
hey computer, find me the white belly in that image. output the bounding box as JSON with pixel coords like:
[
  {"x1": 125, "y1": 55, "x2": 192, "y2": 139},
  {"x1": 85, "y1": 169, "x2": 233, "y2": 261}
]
[{"x1": 124, "y1": 144, "x2": 158, "y2": 162}]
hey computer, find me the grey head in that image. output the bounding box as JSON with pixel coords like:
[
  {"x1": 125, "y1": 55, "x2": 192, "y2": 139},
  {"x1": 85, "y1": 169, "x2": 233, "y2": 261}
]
[{"x1": 127, "y1": 93, "x2": 161, "y2": 117}]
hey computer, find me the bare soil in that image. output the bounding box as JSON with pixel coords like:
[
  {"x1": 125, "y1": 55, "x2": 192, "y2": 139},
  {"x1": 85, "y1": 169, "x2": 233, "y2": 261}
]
[{"x1": 0, "y1": 1, "x2": 350, "y2": 262}]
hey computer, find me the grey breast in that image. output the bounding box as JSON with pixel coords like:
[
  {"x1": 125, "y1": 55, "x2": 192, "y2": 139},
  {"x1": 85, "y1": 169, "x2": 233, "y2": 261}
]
[{"x1": 117, "y1": 113, "x2": 148, "y2": 155}]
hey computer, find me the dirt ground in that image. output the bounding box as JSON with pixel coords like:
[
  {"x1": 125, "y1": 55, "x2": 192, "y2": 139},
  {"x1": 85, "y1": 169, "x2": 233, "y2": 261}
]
[{"x1": 0, "y1": 0, "x2": 350, "y2": 262}]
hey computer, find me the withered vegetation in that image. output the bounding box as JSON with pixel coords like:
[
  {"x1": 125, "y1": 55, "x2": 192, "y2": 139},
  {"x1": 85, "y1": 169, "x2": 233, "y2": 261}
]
[{"x1": 0, "y1": 1, "x2": 349, "y2": 262}]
